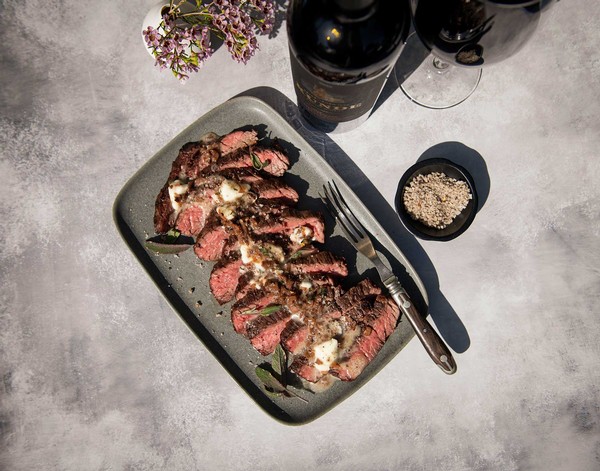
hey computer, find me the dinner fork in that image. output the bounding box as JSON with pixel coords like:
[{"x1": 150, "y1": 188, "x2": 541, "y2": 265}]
[{"x1": 321, "y1": 181, "x2": 457, "y2": 375}]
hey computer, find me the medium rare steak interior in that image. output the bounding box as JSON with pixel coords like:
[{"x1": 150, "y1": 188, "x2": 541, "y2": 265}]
[{"x1": 153, "y1": 128, "x2": 401, "y2": 388}]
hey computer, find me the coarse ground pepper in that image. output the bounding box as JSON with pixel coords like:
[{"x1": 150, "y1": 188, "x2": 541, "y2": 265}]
[{"x1": 403, "y1": 172, "x2": 472, "y2": 229}]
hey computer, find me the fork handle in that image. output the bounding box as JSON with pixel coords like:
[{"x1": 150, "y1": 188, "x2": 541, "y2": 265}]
[{"x1": 384, "y1": 277, "x2": 457, "y2": 375}]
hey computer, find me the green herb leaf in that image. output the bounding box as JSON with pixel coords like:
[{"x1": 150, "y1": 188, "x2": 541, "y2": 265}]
[
  {"x1": 240, "y1": 308, "x2": 258, "y2": 316},
  {"x1": 144, "y1": 240, "x2": 193, "y2": 254},
  {"x1": 165, "y1": 228, "x2": 181, "y2": 243},
  {"x1": 264, "y1": 389, "x2": 284, "y2": 399},
  {"x1": 272, "y1": 344, "x2": 287, "y2": 378},
  {"x1": 258, "y1": 245, "x2": 271, "y2": 257},
  {"x1": 260, "y1": 305, "x2": 282, "y2": 316},
  {"x1": 145, "y1": 228, "x2": 192, "y2": 254},
  {"x1": 251, "y1": 152, "x2": 265, "y2": 170},
  {"x1": 287, "y1": 248, "x2": 313, "y2": 261},
  {"x1": 255, "y1": 366, "x2": 287, "y2": 394}
]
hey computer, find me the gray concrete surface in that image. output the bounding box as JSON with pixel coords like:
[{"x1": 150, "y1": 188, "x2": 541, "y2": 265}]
[{"x1": 1, "y1": 0, "x2": 600, "y2": 469}]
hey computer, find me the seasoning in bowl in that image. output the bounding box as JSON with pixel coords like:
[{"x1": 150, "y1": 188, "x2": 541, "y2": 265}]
[{"x1": 402, "y1": 172, "x2": 472, "y2": 229}]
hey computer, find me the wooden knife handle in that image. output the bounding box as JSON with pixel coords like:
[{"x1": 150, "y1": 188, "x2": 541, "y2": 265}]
[{"x1": 384, "y1": 277, "x2": 457, "y2": 375}]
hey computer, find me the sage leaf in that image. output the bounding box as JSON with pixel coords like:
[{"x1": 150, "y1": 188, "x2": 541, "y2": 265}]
[
  {"x1": 265, "y1": 389, "x2": 283, "y2": 399},
  {"x1": 144, "y1": 240, "x2": 193, "y2": 254},
  {"x1": 272, "y1": 344, "x2": 287, "y2": 378},
  {"x1": 165, "y1": 228, "x2": 181, "y2": 243},
  {"x1": 286, "y1": 248, "x2": 314, "y2": 262},
  {"x1": 260, "y1": 305, "x2": 282, "y2": 316},
  {"x1": 145, "y1": 228, "x2": 193, "y2": 254},
  {"x1": 239, "y1": 308, "x2": 258, "y2": 316},
  {"x1": 251, "y1": 152, "x2": 265, "y2": 170},
  {"x1": 255, "y1": 366, "x2": 287, "y2": 394}
]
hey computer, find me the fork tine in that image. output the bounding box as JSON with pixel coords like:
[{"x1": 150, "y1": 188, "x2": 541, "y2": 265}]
[
  {"x1": 321, "y1": 186, "x2": 362, "y2": 243},
  {"x1": 323, "y1": 184, "x2": 363, "y2": 242},
  {"x1": 327, "y1": 181, "x2": 366, "y2": 239}
]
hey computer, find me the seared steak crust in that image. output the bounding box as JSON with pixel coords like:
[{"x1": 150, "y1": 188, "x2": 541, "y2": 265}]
[
  {"x1": 330, "y1": 295, "x2": 400, "y2": 381},
  {"x1": 287, "y1": 252, "x2": 348, "y2": 277},
  {"x1": 154, "y1": 184, "x2": 173, "y2": 234},
  {"x1": 247, "y1": 310, "x2": 293, "y2": 355}
]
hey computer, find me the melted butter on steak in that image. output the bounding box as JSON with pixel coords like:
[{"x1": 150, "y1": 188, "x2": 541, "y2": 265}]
[{"x1": 168, "y1": 179, "x2": 191, "y2": 213}]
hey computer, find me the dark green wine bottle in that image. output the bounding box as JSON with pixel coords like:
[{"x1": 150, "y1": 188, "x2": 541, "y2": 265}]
[{"x1": 287, "y1": 0, "x2": 411, "y2": 132}]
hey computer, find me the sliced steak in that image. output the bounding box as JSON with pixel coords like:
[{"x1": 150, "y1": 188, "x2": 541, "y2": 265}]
[
  {"x1": 281, "y1": 320, "x2": 309, "y2": 355},
  {"x1": 250, "y1": 209, "x2": 325, "y2": 243},
  {"x1": 287, "y1": 252, "x2": 348, "y2": 277},
  {"x1": 247, "y1": 310, "x2": 293, "y2": 355},
  {"x1": 336, "y1": 279, "x2": 381, "y2": 314},
  {"x1": 219, "y1": 130, "x2": 258, "y2": 155},
  {"x1": 171, "y1": 175, "x2": 223, "y2": 237},
  {"x1": 231, "y1": 289, "x2": 280, "y2": 336},
  {"x1": 175, "y1": 205, "x2": 207, "y2": 237},
  {"x1": 194, "y1": 213, "x2": 232, "y2": 261},
  {"x1": 290, "y1": 356, "x2": 323, "y2": 383},
  {"x1": 213, "y1": 147, "x2": 289, "y2": 177},
  {"x1": 252, "y1": 148, "x2": 290, "y2": 177},
  {"x1": 209, "y1": 255, "x2": 243, "y2": 305},
  {"x1": 168, "y1": 141, "x2": 218, "y2": 181},
  {"x1": 253, "y1": 179, "x2": 299, "y2": 205},
  {"x1": 218, "y1": 168, "x2": 264, "y2": 184},
  {"x1": 331, "y1": 295, "x2": 400, "y2": 381}
]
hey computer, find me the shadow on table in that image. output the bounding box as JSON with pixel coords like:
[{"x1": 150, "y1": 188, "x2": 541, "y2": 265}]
[
  {"x1": 234, "y1": 86, "x2": 471, "y2": 355},
  {"x1": 417, "y1": 143, "x2": 491, "y2": 213},
  {"x1": 372, "y1": 29, "x2": 431, "y2": 116}
]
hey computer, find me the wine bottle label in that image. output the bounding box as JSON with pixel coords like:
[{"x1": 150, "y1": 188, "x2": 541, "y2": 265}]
[{"x1": 290, "y1": 52, "x2": 389, "y2": 123}]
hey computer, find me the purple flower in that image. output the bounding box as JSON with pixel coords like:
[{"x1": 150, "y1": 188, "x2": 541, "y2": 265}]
[
  {"x1": 143, "y1": 26, "x2": 161, "y2": 47},
  {"x1": 146, "y1": 0, "x2": 275, "y2": 82}
]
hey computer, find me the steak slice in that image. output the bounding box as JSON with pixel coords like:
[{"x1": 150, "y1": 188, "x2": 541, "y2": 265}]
[
  {"x1": 168, "y1": 141, "x2": 218, "y2": 181},
  {"x1": 331, "y1": 295, "x2": 400, "y2": 381},
  {"x1": 336, "y1": 279, "x2": 381, "y2": 314},
  {"x1": 218, "y1": 168, "x2": 264, "y2": 184},
  {"x1": 209, "y1": 255, "x2": 243, "y2": 305},
  {"x1": 290, "y1": 355, "x2": 323, "y2": 383},
  {"x1": 158, "y1": 174, "x2": 222, "y2": 236},
  {"x1": 247, "y1": 309, "x2": 293, "y2": 355},
  {"x1": 249, "y1": 209, "x2": 325, "y2": 243},
  {"x1": 281, "y1": 320, "x2": 309, "y2": 355},
  {"x1": 213, "y1": 147, "x2": 289, "y2": 177},
  {"x1": 287, "y1": 252, "x2": 348, "y2": 277},
  {"x1": 252, "y1": 148, "x2": 290, "y2": 177},
  {"x1": 175, "y1": 205, "x2": 207, "y2": 237},
  {"x1": 194, "y1": 213, "x2": 232, "y2": 261},
  {"x1": 253, "y1": 179, "x2": 299, "y2": 205},
  {"x1": 219, "y1": 130, "x2": 258, "y2": 156},
  {"x1": 231, "y1": 289, "x2": 280, "y2": 336}
]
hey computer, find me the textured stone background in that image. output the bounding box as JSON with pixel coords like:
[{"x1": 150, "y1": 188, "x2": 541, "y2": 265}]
[{"x1": 2, "y1": 1, "x2": 600, "y2": 470}]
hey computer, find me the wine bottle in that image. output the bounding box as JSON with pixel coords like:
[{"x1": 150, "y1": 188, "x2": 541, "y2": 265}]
[{"x1": 287, "y1": 0, "x2": 411, "y2": 132}]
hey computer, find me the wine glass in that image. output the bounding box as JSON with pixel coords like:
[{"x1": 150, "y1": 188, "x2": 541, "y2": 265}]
[{"x1": 399, "y1": 0, "x2": 557, "y2": 109}]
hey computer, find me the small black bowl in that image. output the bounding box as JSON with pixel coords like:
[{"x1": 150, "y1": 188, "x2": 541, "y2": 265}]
[{"x1": 395, "y1": 158, "x2": 478, "y2": 241}]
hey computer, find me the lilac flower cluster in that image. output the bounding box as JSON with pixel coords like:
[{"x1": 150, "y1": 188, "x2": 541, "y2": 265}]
[{"x1": 143, "y1": 0, "x2": 276, "y2": 82}]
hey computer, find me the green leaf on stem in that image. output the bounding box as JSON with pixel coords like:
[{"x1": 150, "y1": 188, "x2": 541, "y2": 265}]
[
  {"x1": 255, "y1": 366, "x2": 287, "y2": 394},
  {"x1": 272, "y1": 344, "x2": 287, "y2": 378},
  {"x1": 251, "y1": 152, "x2": 265, "y2": 170},
  {"x1": 145, "y1": 228, "x2": 193, "y2": 254},
  {"x1": 259, "y1": 305, "x2": 282, "y2": 316},
  {"x1": 286, "y1": 247, "x2": 316, "y2": 262}
]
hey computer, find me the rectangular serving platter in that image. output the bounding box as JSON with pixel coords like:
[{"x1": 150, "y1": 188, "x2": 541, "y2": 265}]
[{"x1": 113, "y1": 95, "x2": 428, "y2": 424}]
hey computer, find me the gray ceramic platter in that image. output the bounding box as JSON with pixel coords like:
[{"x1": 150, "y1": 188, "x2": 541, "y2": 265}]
[{"x1": 113, "y1": 96, "x2": 428, "y2": 424}]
